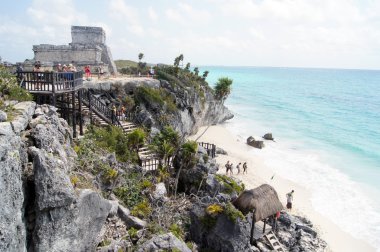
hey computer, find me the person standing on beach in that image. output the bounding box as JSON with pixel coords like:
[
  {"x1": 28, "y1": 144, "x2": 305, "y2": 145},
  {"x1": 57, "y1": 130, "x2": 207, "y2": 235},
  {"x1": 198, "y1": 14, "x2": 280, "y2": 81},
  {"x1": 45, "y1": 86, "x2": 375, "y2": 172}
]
[
  {"x1": 243, "y1": 162, "x2": 248, "y2": 174},
  {"x1": 286, "y1": 190, "x2": 294, "y2": 211},
  {"x1": 225, "y1": 161, "x2": 230, "y2": 175},
  {"x1": 229, "y1": 163, "x2": 234, "y2": 175},
  {"x1": 236, "y1": 163, "x2": 241, "y2": 174}
]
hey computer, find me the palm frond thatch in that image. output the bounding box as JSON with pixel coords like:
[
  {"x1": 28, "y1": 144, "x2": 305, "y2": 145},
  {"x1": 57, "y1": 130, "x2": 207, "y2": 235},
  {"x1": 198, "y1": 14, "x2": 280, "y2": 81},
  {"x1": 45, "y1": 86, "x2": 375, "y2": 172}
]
[{"x1": 232, "y1": 184, "x2": 283, "y2": 222}]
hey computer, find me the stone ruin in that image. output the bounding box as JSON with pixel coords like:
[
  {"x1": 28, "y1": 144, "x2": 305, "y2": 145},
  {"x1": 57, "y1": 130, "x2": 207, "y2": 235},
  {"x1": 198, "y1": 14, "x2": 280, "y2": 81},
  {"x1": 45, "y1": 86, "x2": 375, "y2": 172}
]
[{"x1": 32, "y1": 26, "x2": 117, "y2": 74}]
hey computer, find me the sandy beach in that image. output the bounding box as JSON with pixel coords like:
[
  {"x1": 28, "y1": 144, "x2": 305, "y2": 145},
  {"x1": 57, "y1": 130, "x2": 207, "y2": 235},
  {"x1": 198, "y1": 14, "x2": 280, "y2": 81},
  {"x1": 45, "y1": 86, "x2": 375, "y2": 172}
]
[{"x1": 189, "y1": 125, "x2": 375, "y2": 252}]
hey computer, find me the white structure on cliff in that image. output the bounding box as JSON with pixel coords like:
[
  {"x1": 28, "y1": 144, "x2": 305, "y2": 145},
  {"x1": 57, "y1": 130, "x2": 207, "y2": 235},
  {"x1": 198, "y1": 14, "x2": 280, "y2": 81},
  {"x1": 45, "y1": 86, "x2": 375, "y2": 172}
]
[{"x1": 33, "y1": 26, "x2": 117, "y2": 74}]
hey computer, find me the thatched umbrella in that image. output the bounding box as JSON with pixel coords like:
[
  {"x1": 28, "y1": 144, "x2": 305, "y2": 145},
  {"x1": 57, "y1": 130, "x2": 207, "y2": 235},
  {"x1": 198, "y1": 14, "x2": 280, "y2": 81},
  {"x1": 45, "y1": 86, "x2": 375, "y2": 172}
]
[{"x1": 232, "y1": 184, "x2": 283, "y2": 244}]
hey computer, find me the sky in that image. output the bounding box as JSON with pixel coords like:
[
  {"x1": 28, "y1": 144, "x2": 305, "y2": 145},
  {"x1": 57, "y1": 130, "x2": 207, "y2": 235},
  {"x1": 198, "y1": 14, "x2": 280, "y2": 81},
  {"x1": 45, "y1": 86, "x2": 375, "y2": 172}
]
[{"x1": 0, "y1": 0, "x2": 380, "y2": 69}]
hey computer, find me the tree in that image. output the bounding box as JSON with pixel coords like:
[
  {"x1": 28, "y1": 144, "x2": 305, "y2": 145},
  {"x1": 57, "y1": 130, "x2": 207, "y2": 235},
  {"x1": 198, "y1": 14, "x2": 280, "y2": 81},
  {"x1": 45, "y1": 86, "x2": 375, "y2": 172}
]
[
  {"x1": 184, "y1": 62, "x2": 191, "y2": 71},
  {"x1": 174, "y1": 140, "x2": 198, "y2": 198},
  {"x1": 138, "y1": 53, "x2": 144, "y2": 62},
  {"x1": 193, "y1": 67, "x2": 199, "y2": 76},
  {"x1": 202, "y1": 70, "x2": 209, "y2": 79},
  {"x1": 127, "y1": 128, "x2": 146, "y2": 152},
  {"x1": 150, "y1": 126, "x2": 180, "y2": 168},
  {"x1": 174, "y1": 54, "x2": 184, "y2": 68},
  {"x1": 214, "y1": 77, "x2": 233, "y2": 102}
]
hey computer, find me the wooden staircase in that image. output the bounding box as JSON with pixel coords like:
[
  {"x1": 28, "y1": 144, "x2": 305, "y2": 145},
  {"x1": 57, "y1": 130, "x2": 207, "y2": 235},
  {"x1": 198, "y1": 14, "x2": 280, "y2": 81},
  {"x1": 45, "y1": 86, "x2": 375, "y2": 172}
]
[
  {"x1": 264, "y1": 231, "x2": 285, "y2": 252},
  {"x1": 75, "y1": 91, "x2": 159, "y2": 170}
]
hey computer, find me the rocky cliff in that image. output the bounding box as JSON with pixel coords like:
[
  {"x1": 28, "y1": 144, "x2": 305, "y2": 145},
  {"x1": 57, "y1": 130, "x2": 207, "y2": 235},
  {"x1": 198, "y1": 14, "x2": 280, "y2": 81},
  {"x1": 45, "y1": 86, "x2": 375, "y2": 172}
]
[
  {"x1": 0, "y1": 102, "x2": 112, "y2": 251},
  {"x1": 83, "y1": 75, "x2": 233, "y2": 136}
]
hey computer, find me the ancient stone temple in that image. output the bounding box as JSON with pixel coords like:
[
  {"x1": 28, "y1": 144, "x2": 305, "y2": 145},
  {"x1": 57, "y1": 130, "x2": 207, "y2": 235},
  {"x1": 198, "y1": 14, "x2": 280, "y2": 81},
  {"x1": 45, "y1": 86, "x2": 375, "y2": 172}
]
[{"x1": 33, "y1": 26, "x2": 117, "y2": 74}]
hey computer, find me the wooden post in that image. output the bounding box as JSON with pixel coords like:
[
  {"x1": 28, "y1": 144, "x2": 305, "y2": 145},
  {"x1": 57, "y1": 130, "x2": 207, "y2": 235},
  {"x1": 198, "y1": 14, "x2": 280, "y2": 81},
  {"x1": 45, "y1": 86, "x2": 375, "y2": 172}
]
[
  {"x1": 78, "y1": 90, "x2": 83, "y2": 135},
  {"x1": 72, "y1": 91, "x2": 77, "y2": 138},
  {"x1": 250, "y1": 210, "x2": 256, "y2": 245},
  {"x1": 263, "y1": 218, "x2": 267, "y2": 233},
  {"x1": 52, "y1": 72, "x2": 56, "y2": 107},
  {"x1": 88, "y1": 91, "x2": 92, "y2": 125}
]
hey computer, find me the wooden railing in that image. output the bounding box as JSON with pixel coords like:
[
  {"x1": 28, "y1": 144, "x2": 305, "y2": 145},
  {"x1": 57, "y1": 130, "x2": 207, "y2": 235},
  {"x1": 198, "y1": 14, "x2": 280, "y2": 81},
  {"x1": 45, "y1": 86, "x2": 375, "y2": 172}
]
[
  {"x1": 20, "y1": 71, "x2": 83, "y2": 93},
  {"x1": 78, "y1": 89, "x2": 122, "y2": 127},
  {"x1": 198, "y1": 142, "x2": 216, "y2": 158}
]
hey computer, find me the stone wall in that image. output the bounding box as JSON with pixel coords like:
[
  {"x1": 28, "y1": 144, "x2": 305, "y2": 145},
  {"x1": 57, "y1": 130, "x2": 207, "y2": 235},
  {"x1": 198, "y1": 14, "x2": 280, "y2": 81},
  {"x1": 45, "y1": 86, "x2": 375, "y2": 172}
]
[
  {"x1": 32, "y1": 26, "x2": 117, "y2": 74},
  {"x1": 71, "y1": 26, "x2": 105, "y2": 45}
]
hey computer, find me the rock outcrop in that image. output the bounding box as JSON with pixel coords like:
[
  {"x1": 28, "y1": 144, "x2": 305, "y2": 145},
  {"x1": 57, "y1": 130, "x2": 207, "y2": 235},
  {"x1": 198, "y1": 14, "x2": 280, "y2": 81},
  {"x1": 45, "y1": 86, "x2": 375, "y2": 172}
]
[
  {"x1": 0, "y1": 101, "x2": 36, "y2": 252},
  {"x1": 0, "y1": 102, "x2": 113, "y2": 252},
  {"x1": 84, "y1": 77, "x2": 233, "y2": 136},
  {"x1": 263, "y1": 133, "x2": 274, "y2": 141},
  {"x1": 137, "y1": 233, "x2": 191, "y2": 252},
  {"x1": 247, "y1": 136, "x2": 265, "y2": 149}
]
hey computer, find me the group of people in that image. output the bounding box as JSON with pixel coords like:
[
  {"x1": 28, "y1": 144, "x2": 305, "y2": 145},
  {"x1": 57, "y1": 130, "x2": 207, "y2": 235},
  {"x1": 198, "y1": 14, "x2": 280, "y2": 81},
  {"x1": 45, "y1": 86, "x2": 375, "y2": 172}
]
[
  {"x1": 111, "y1": 104, "x2": 127, "y2": 121},
  {"x1": 225, "y1": 161, "x2": 248, "y2": 175},
  {"x1": 55, "y1": 63, "x2": 77, "y2": 73}
]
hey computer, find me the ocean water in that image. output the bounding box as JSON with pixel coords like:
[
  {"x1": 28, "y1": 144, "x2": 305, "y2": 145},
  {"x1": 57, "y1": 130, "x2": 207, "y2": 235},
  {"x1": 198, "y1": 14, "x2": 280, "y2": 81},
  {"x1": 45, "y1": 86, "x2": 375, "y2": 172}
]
[{"x1": 202, "y1": 66, "x2": 380, "y2": 250}]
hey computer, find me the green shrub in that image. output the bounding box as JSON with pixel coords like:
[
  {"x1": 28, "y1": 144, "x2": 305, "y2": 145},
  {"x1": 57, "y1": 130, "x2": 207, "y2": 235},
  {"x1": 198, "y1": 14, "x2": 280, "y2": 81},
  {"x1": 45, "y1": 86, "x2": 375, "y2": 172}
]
[
  {"x1": 169, "y1": 223, "x2": 185, "y2": 241},
  {"x1": 0, "y1": 65, "x2": 33, "y2": 102},
  {"x1": 131, "y1": 199, "x2": 152, "y2": 219},
  {"x1": 215, "y1": 174, "x2": 245, "y2": 194},
  {"x1": 134, "y1": 86, "x2": 177, "y2": 112},
  {"x1": 128, "y1": 227, "x2": 138, "y2": 238},
  {"x1": 224, "y1": 202, "x2": 245, "y2": 223},
  {"x1": 206, "y1": 204, "x2": 224, "y2": 217}
]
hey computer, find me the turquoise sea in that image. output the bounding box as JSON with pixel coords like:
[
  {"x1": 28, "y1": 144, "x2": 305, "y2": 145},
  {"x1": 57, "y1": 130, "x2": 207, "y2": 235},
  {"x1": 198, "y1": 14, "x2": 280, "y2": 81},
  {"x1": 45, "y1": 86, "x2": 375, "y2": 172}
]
[{"x1": 202, "y1": 66, "x2": 380, "y2": 249}]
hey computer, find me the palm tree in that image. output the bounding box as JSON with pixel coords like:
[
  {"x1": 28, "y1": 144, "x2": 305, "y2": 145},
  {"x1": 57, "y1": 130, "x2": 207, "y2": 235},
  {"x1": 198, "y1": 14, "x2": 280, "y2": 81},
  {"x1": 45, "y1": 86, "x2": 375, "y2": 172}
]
[
  {"x1": 202, "y1": 70, "x2": 209, "y2": 79},
  {"x1": 138, "y1": 53, "x2": 144, "y2": 62},
  {"x1": 193, "y1": 67, "x2": 199, "y2": 76},
  {"x1": 174, "y1": 140, "x2": 198, "y2": 198},
  {"x1": 214, "y1": 77, "x2": 233, "y2": 103},
  {"x1": 127, "y1": 128, "x2": 146, "y2": 152}
]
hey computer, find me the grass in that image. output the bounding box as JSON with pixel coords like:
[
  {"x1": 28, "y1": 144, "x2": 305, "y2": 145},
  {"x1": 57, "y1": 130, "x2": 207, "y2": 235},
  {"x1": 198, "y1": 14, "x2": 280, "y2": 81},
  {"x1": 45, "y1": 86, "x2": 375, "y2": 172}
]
[
  {"x1": 114, "y1": 59, "x2": 138, "y2": 69},
  {"x1": 215, "y1": 174, "x2": 245, "y2": 194}
]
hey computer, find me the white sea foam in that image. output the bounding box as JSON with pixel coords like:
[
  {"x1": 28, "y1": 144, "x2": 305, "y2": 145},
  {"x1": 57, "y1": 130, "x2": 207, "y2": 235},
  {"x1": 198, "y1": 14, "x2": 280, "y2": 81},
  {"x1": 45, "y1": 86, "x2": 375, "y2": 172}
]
[{"x1": 226, "y1": 119, "x2": 380, "y2": 250}]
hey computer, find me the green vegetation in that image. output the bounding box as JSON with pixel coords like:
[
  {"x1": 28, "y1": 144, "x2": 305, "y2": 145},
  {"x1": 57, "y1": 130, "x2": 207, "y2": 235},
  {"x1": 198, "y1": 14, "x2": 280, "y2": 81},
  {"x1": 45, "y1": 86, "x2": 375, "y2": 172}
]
[
  {"x1": 200, "y1": 215, "x2": 218, "y2": 230},
  {"x1": 0, "y1": 65, "x2": 33, "y2": 114},
  {"x1": 113, "y1": 172, "x2": 147, "y2": 209},
  {"x1": 134, "y1": 86, "x2": 177, "y2": 113},
  {"x1": 114, "y1": 59, "x2": 138, "y2": 69},
  {"x1": 174, "y1": 141, "x2": 198, "y2": 197},
  {"x1": 131, "y1": 199, "x2": 152, "y2": 219},
  {"x1": 206, "y1": 204, "x2": 224, "y2": 217},
  {"x1": 224, "y1": 202, "x2": 245, "y2": 223},
  {"x1": 150, "y1": 126, "x2": 180, "y2": 168},
  {"x1": 169, "y1": 223, "x2": 185, "y2": 241},
  {"x1": 127, "y1": 128, "x2": 146, "y2": 152},
  {"x1": 128, "y1": 227, "x2": 138, "y2": 238},
  {"x1": 214, "y1": 77, "x2": 233, "y2": 102},
  {"x1": 84, "y1": 125, "x2": 143, "y2": 163},
  {"x1": 215, "y1": 174, "x2": 245, "y2": 194}
]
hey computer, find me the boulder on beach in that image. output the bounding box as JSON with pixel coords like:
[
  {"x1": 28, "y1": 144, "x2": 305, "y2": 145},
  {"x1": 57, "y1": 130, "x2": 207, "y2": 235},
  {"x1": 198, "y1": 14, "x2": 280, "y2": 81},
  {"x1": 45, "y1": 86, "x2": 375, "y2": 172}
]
[
  {"x1": 246, "y1": 136, "x2": 265, "y2": 149},
  {"x1": 263, "y1": 133, "x2": 274, "y2": 141}
]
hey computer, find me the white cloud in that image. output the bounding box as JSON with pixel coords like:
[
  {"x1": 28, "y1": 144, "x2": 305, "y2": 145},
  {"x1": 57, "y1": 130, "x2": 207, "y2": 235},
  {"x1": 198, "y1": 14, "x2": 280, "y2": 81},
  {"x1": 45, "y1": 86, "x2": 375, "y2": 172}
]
[{"x1": 148, "y1": 6, "x2": 158, "y2": 21}]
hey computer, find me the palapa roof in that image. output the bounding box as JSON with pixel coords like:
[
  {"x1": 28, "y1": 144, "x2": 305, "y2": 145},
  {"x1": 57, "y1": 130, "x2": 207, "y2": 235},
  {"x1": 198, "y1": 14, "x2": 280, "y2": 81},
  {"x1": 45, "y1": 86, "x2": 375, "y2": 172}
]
[{"x1": 232, "y1": 184, "x2": 283, "y2": 222}]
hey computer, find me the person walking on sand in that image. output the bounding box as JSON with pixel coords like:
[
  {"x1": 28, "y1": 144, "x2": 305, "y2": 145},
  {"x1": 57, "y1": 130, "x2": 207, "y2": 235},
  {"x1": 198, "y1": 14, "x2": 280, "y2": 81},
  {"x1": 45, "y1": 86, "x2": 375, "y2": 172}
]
[
  {"x1": 236, "y1": 162, "x2": 241, "y2": 174},
  {"x1": 229, "y1": 163, "x2": 234, "y2": 175},
  {"x1": 243, "y1": 162, "x2": 248, "y2": 174},
  {"x1": 286, "y1": 190, "x2": 294, "y2": 211},
  {"x1": 225, "y1": 161, "x2": 230, "y2": 175}
]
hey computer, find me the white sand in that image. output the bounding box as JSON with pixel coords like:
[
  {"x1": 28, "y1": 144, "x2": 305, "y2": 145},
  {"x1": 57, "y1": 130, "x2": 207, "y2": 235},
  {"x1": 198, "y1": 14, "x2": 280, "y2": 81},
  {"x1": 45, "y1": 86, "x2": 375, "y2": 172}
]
[{"x1": 189, "y1": 125, "x2": 375, "y2": 252}]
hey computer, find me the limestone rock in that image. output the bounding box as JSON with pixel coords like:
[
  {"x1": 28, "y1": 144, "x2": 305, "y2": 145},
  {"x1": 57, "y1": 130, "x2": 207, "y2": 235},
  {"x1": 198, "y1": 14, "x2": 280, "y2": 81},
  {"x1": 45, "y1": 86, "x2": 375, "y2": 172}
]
[
  {"x1": 247, "y1": 136, "x2": 265, "y2": 149},
  {"x1": 108, "y1": 200, "x2": 119, "y2": 217},
  {"x1": 0, "y1": 122, "x2": 14, "y2": 136},
  {"x1": 0, "y1": 133, "x2": 26, "y2": 251},
  {"x1": 30, "y1": 147, "x2": 76, "y2": 210},
  {"x1": 263, "y1": 133, "x2": 274, "y2": 140},
  {"x1": 153, "y1": 182, "x2": 168, "y2": 201},
  {"x1": 117, "y1": 205, "x2": 131, "y2": 220},
  {"x1": 11, "y1": 101, "x2": 36, "y2": 134},
  {"x1": 34, "y1": 189, "x2": 112, "y2": 252},
  {"x1": 137, "y1": 232, "x2": 191, "y2": 252},
  {"x1": 121, "y1": 214, "x2": 147, "y2": 230},
  {"x1": 190, "y1": 204, "x2": 254, "y2": 252},
  {"x1": 216, "y1": 147, "x2": 228, "y2": 155},
  {"x1": 0, "y1": 110, "x2": 7, "y2": 122}
]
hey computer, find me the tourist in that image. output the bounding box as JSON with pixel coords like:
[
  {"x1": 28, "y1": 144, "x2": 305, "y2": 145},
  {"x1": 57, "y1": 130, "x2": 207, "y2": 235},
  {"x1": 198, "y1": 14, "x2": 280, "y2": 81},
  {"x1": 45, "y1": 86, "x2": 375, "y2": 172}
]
[
  {"x1": 243, "y1": 162, "x2": 248, "y2": 174},
  {"x1": 225, "y1": 161, "x2": 230, "y2": 175},
  {"x1": 84, "y1": 65, "x2": 91, "y2": 80},
  {"x1": 33, "y1": 61, "x2": 43, "y2": 90},
  {"x1": 286, "y1": 190, "x2": 294, "y2": 211},
  {"x1": 120, "y1": 105, "x2": 126, "y2": 120},
  {"x1": 56, "y1": 63, "x2": 62, "y2": 72},
  {"x1": 236, "y1": 162, "x2": 241, "y2": 174},
  {"x1": 111, "y1": 104, "x2": 117, "y2": 122},
  {"x1": 229, "y1": 163, "x2": 234, "y2": 175},
  {"x1": 15, "y1": 63, "x2": 24, "y2": 85}
]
